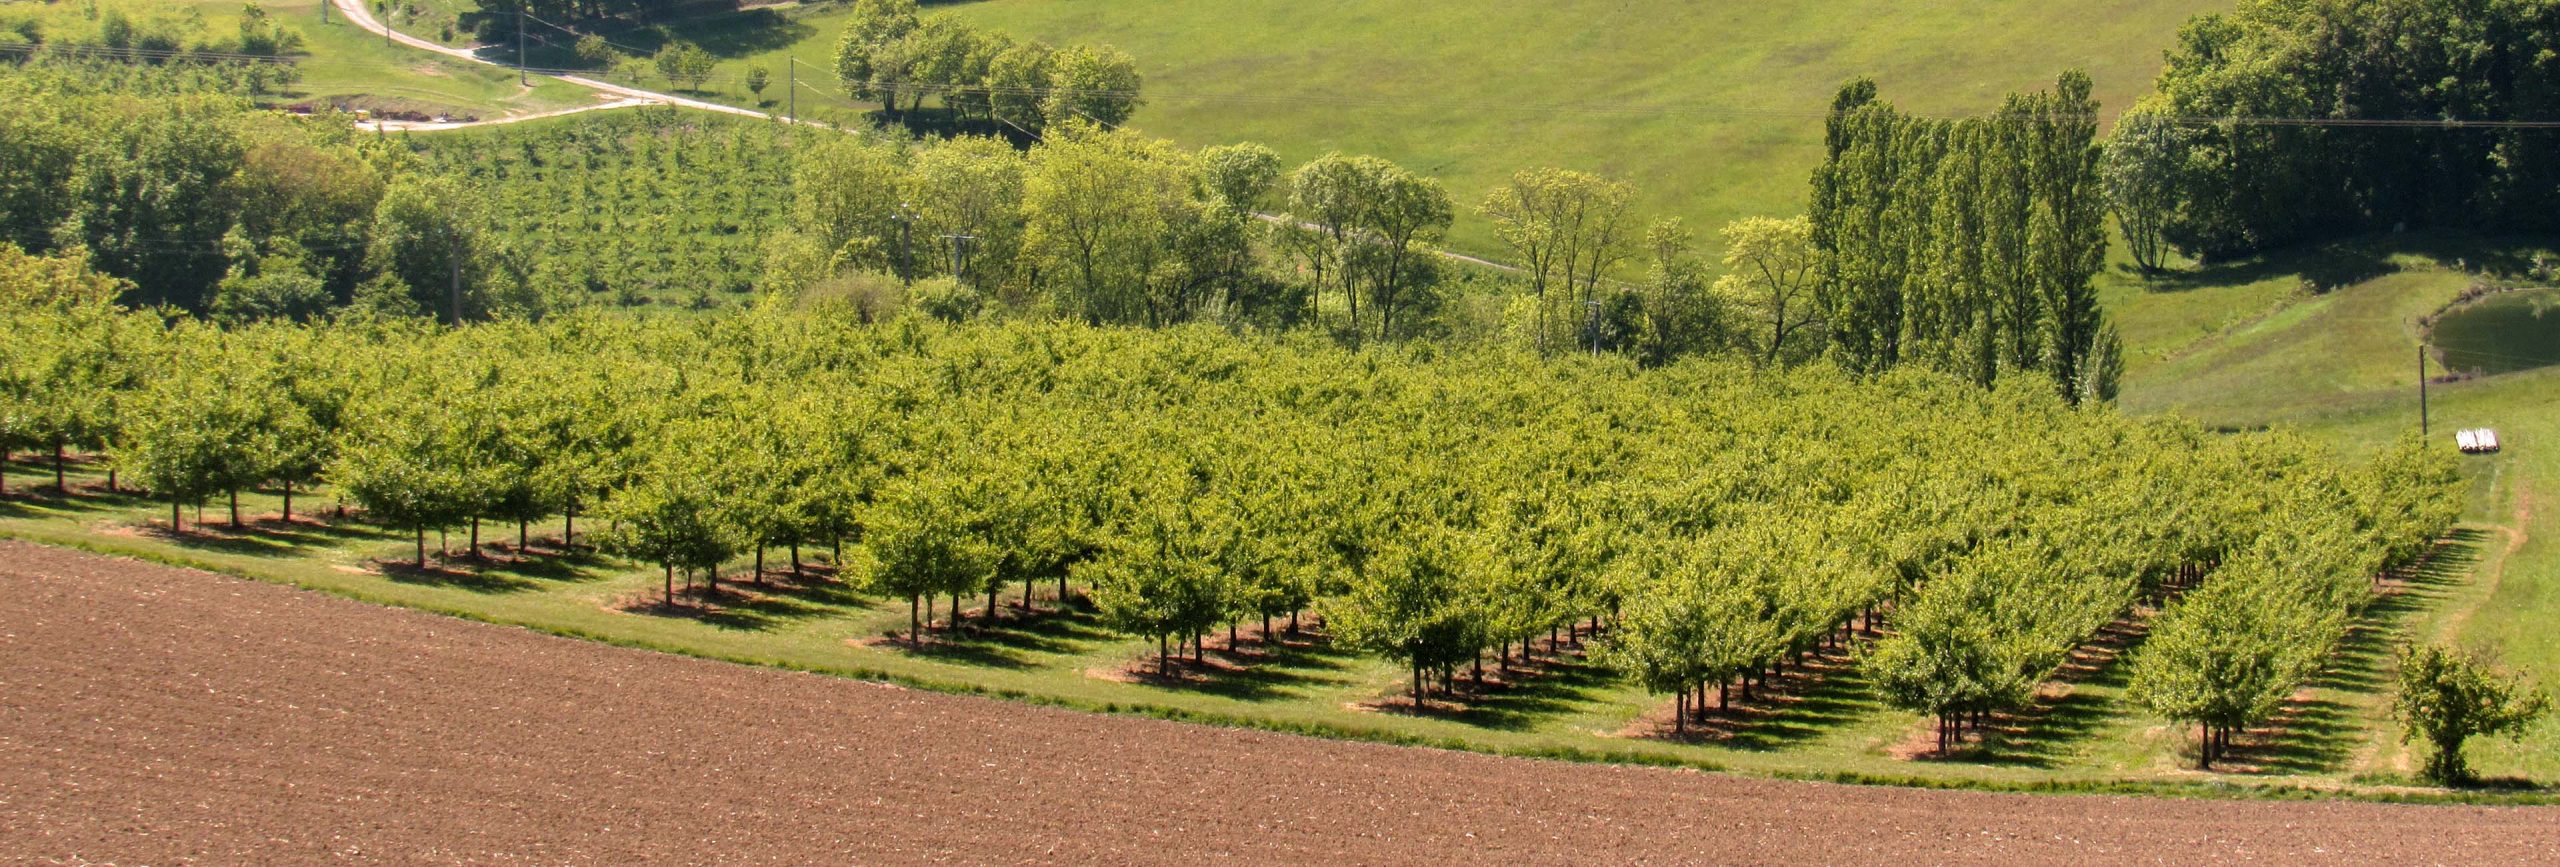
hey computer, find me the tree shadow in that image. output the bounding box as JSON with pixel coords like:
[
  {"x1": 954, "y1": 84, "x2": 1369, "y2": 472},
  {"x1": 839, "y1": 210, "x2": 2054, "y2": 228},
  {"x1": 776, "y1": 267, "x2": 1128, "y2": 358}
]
[
  {"x1": 379, "y1": 559, "x2": 543, "y2": 594},
  {"x1": 473, "y1": 547, "x2": 623, "y2": 584},
  {"x1": 1370, "y1": 652, "x2": 1625, "y2": 732},
  {"x1": 1695, "y1": 650, "x2": 1887, "y2": 751},
  {"x1": 2138, "y1": 230, "x2": 2556, "y2": 295},
  {"x1": 2226, "y1": 532, "x2": 2480, "y2": 774},
  {"x1": 496, "y1": 4, "x2": 815, "y2": 65},
  {"x1": 1972, "y1": 616, "x2": 2151, "y2": 768}
]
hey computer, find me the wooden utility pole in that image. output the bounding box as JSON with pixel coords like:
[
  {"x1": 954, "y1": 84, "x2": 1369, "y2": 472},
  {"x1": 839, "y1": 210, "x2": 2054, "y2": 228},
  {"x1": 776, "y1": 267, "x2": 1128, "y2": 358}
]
[
  {"x1": 787, "y1": 61, "x2": 795, "y2": 123},
  {"x1": 517, "y1": 9, "x2": 528, "y2": 87},
  {"x1": 2419, "y1": 343, "x2": 2430, "y2": 436}
]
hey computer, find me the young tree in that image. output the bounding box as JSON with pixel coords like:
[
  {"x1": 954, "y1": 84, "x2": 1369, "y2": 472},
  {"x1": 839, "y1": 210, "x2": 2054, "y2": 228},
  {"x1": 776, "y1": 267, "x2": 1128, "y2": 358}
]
[
  {"x1": 744, "y1": 64, "x2": 771, "y2": 104},
  {"x1": 1328, "y1": 522, "x2": 1488, "y2": 707},
  {"x1": 1712, "y1": 215, "x2": 1822, "y2": 365},
  {"x1": 1478, "y1": 168, "x2": 1634, "y2": 352},
  {"x1": 905, "y1": 135, "x2": 1028, "y2": 291},
  {"x1": 653, "y1": 44, "x2": 715, "y2": 92},
  {"x1": 366, "y1": 175, "x2": 489, "y2": 325},
  {"x1": 1199, "y1": 142, "x2": 1281, "y2": 212},
  {"x1": 833, "y1": 0, "x2": 921, "y2": 115},
  {"x1": 1022, "y1": 125, "x2": 1196, "y2": 325},
  {"x1": 983, "y1": 40, "x2": 1056, "y2": 134},
  {"x1": 2395, "y1": 644, "x2": 2550, "y2": 786},
  {"x1": 574, "y1": 34, "x2": 613, "y2": 68},
  {"x1": 2102, "y1": 106, "x2": 2180, "y2": 274},
  {"x1": 1041, "y1": 44, "x2": 1142, "y2": 129}
]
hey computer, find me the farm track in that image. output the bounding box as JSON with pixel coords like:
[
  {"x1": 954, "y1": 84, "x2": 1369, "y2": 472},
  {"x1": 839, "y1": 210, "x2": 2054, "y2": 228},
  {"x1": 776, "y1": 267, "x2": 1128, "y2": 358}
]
[{"x1": 3, "y1": 542, "x2": 2557, "y2": 864}]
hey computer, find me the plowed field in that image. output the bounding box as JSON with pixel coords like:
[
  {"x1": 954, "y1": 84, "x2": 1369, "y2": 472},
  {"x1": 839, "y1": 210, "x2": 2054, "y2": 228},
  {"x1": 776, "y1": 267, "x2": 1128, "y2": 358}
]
[{"x1": 2, "y1": 541, "x2": 2551, "y2": 864}]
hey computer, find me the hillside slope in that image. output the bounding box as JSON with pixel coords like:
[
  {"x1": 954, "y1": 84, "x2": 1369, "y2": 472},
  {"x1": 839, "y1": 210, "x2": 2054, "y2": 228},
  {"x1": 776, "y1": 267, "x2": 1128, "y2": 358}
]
[
  {"x1": 2105, "y1": 243, "x2": 2560, "y2": 783},
  {"x1": 939, "y1": 0, "x2": 2223, "y2": 253}
]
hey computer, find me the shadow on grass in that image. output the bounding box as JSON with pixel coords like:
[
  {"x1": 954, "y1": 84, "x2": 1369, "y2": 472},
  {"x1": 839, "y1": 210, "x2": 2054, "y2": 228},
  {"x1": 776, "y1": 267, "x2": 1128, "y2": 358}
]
[
  {"x1": 379, "y1": 559, "x2": 543, "y2": 594},
  {"x1": 1703, "y1": 651, "x2": 1886, "y2": 751},
  {"x1": 2136, "y1": 231, "x2": 2555, "y2": 296},
  {"x1": 1972, "y1": 616, "x2": 2152, "y2": 768},
  {"x1": 2228, "y1": 531, "x2": 2478, "y2": 775}
]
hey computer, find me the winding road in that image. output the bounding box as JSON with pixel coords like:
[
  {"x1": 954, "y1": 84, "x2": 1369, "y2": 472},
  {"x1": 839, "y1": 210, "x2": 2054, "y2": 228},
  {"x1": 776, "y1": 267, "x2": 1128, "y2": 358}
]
[{"x1": 1, "y1": 541, "x2": 2555, "y2": 863}]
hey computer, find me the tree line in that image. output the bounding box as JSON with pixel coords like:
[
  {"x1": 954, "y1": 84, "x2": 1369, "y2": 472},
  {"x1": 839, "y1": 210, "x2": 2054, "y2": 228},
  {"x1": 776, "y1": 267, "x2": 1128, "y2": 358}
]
[
  {"x1": 1809, "y1": 73, "x2": 2119, "y2": 406},
  {"x1": 832, "y1": 0, "x2": 1141, "y2": 137},
  {"x1": 2103, "y1": 0, "x2": 2560, "y2": 265}
]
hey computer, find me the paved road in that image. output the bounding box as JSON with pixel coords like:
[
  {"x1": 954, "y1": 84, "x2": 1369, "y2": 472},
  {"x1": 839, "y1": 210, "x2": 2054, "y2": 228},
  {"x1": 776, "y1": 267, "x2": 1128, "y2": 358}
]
[{"x1": 2, "y1": 541, "x2": 2555, "y2": 864}]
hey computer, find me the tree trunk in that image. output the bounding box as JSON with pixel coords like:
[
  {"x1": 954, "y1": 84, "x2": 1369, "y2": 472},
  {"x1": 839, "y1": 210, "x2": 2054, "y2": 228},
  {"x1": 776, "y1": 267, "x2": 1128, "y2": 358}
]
[
  {"x1": 517, "y1": 519, "x2": 528, "y2": 555},
  {"x1": 416, "y1": 527, "x2": 426, "y2": 567},
  {"x1": 925, "y1": 594, "x2": 935, "y2": 633},
  {"x1": 53, "y1": 442, "x2": 65, "y2": 492},
  {"x1": 2198, "y1": 722, "x2": 2211, "y2": 770},
  {"x1": 987, "y1": 585, "x2": 998, "y2": 619},
  {"x1": 1412, "y1": 663, "x2": 1423, "y2": 707},
  {"x1": 563, "y1": 499, "x2": 576, "y2": 550},
  {"x1": 1024, "y1": 576, "x2": 1035, "y2": 611},
  {"x1": 469, "y1": 517, "x2": 480, "y2": 555},
  {"x1": 107, "y1": 467, "x2": 117, "y2": 494},
  {"x1": 170, "y1": 497, "x2": 182, "y2": 534},
  {"x1": 1675, "y1": 692, "x2": 1687, "y2": 734},
  {"x1": 791, "y1": 542, "x2": 802, "y2": 580},
  {"x1": 754, "y1": 547, "x2": 766, "y2": 587},
  {"x1": 1159, "y1": 634, "x2": 1170, "y2": 675},
  {"x1": 228, "y1": 488, "x2": 241, "y2": 528},
  {"x1": 1291, "y1": 609, "x2": 1301, "y2": 636},
  {"x1": 282, "y1": 483, "x2": 293, "y2": 523},
  {"x1": 664, "y1": 563, "x2": 674, "y2": 606},
  {"x1": 910, "y1": 596, "x2": 921, "y2": 644}
]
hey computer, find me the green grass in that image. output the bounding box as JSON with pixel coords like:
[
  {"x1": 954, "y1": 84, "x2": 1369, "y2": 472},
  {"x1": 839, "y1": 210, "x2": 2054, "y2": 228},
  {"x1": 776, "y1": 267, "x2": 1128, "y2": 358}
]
[
  {"x1": 2100, "y1": 234, "x2": 2560, "y2": 786},
  {"x1": 609, "y1": 0, "x2": 2226, "y2": 258},
  {"x1": 2, "y1": 0, "x2": 593, "y2": 119}
]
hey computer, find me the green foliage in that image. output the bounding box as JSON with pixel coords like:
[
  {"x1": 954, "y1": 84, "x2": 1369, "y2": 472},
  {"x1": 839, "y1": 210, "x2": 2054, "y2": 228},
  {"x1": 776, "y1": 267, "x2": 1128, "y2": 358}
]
[
  {"x1": 2142, "y1": 0, "x2": 2560, "y2": 259},
  {"x1": 1810, "y1": 73, "x2": 2113, "y2": 403},
  {"x1": 410, "y1": 110, "x2": 810, "y2": 307},
  {"x1": 2395, "y1": 645, "x2": 2550, "y2": 786},
  {"x1": 652, "y1": 43, "x2": 716, "y2": 92}
]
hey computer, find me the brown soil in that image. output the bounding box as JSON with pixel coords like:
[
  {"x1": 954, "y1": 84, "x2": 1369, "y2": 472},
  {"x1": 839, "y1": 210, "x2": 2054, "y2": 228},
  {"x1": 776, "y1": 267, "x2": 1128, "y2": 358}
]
[{"x1": 3, "y1": 541, "x2": 2556, "y2": 864}]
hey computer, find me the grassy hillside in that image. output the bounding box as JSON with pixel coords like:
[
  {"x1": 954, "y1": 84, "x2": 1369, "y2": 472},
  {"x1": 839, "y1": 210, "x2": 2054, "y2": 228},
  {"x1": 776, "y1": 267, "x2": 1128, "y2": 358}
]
[
  {"x1": 2103, "y1": 238, "x2": 2560, "y2": 783},
  {"x1": 610, "y1": 0, "x2": 2225, "y2": 257}
]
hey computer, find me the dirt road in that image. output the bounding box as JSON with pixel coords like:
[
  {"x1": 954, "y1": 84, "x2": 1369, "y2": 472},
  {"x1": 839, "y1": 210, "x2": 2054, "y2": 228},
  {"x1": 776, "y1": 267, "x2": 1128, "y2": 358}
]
[{"x1": 0, "y1": 541, "x2": 2552, "y2": 863}]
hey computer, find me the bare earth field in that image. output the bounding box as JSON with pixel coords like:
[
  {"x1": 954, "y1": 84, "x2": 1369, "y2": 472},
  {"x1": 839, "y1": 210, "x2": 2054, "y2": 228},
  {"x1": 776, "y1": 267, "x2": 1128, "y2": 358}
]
[{"x1": 2, "y1": 541, "x2": 2555, "y2": 864}]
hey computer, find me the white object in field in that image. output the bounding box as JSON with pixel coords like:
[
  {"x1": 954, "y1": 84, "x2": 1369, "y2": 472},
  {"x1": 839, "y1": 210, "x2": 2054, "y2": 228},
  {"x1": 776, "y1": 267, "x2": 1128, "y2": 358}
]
[
  {"x1": 2457, "y1": 430, "x2": 2480, "y2": 452},
  {"x1": 2481, "y1": 428, "x2": 2501, "y2": 452}
]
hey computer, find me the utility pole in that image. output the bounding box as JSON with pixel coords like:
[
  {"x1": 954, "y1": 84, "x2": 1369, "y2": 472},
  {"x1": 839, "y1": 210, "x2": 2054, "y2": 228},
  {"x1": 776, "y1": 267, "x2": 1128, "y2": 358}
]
[
  {"x1": 2419, "y1": 342, "x2": 2430, "y2": 437},
  {"x1": 378, "y1": 1, "x2": 390, "y2": 47},
  {"x1": 1586, "y1": 300, "x2": 1604, "y2": 354},
  {"x1": 517, "y1": 8, "x2": 528, "y2": 87},
  {"x1": 786, "y1": 61, "x2": 795, "y2": 123}
]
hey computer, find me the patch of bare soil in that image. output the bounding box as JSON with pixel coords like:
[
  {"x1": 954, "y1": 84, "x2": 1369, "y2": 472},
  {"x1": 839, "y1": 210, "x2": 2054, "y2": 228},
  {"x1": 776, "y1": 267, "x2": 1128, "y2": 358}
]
[{"x1": 3, "y1": 541, "x2": 2556, "y2": 864}]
